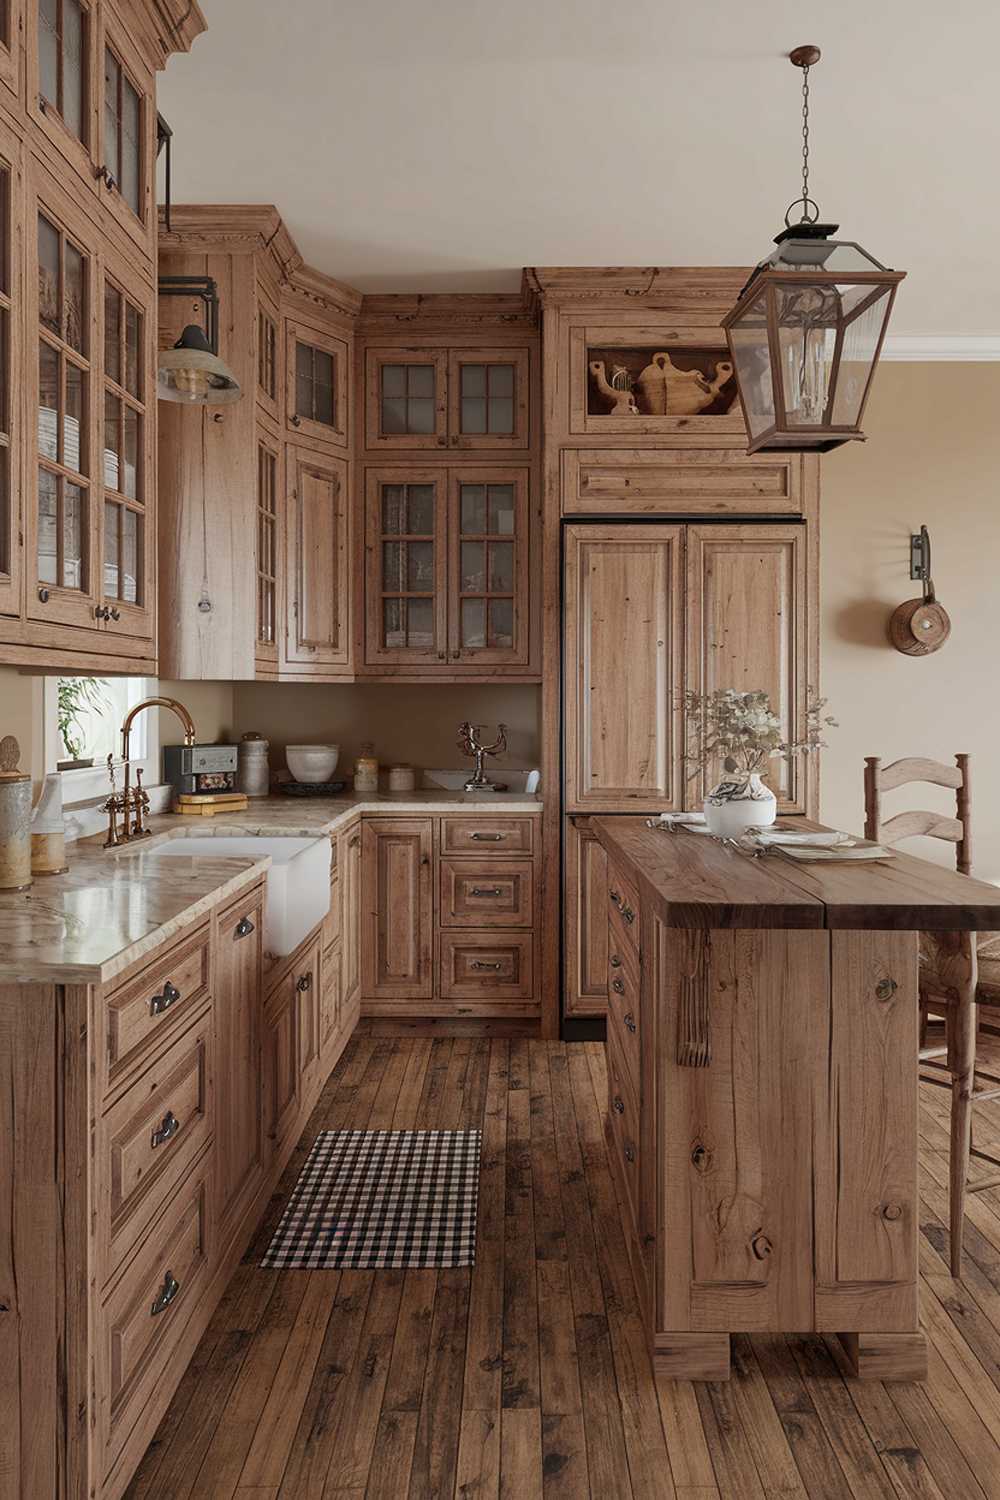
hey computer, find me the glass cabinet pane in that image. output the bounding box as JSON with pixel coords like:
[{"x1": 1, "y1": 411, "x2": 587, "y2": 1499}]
[
  {"x1": 459, "y1": 362, "x2": 516, "y2": 436},
  {"x1": 38, "y1": 339, "x2": 58, "y2": 459},
  {"x1": 103, "y1": 48, "x2": 119, "y2": 182},
  {"x1": 407, "y1": 484, "x2": 434, "y2": 534},
  {"x1": 488, "y1": 483, "x2": 514, "y2": 533},
  {"x1": 380, "y1": 363, "x2": 436, "y2": 436},
  {"x1": 453, "y1": 477, "x2": 521, "y2": 659},
  {"x1": 64, "y1": 361, "x2": 83, "y2": 471},
  {"x1": 295, "y1": 340, "x2": 336, "y2": 428},
  {"x1": 258, "y1": 311, "x2": 276, "y2": 399},
  {"x1": 375, "y1": 479, "x2": 439, "y2": 654},
  {"x1": 38, "y1": 215, "x2": 60, "y2": 335},
  {"x1": 104, "y1": 285, "x2": 121, "y2": 384},
  {"x1": 125, "y1": 303, "x2": 140, "y2": 396},
  {"x1": 63, "y1": 481, "x2": 83, "y2": 587},
  {"x1": 121, "y1": 73, "x2": 141, "y2": 215},
  {"x1": 37, "y1": 469, "x2": 57, "y2": 582},
  {"x1": 40, "y1": 0, "x2": 87, "y2": 143},
  {"x1": 101, "y1": 277, "x2": 146, "y2": 610},
  {"x1": 256, "y1": 443, "x2": 277, "y2": 646},
  {"x1": 64, "y1": 242, "x2": 84, "y2": 352},
  {"x1": 488, "y1": 541, "x2": 514, "y2": 592}
]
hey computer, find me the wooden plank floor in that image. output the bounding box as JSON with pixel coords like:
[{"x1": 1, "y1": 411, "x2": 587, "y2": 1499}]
[{"x1": 126, "y1": 1034, "x2": 1000, "y2": 1500}]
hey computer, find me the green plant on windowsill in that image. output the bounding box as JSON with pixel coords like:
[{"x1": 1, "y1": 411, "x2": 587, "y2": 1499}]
[{"x1": 57, "y1": 676, "x2": 113, "y2": 768}]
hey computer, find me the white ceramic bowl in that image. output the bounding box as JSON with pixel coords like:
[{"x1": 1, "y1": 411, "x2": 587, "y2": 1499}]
[{"x1": 286, "y1": 744, "x2": 340, "y2": 784}]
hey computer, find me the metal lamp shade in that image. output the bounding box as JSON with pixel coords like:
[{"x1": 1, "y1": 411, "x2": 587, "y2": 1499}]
[
  {"x1": 722, "y1": 232, "x2": 905, "y2": 454},
  {"x1": 157, "y1": 324, "x2": 242, "y2": 405}
]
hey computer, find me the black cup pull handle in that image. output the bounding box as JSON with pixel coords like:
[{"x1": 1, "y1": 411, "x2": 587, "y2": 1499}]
[
  {"x1": 624, "y1": 1013, "x2": 637, "y2": 1034},
  {"x1": 151, "y1": 1271, "x2": 180, "y2": 1317},
  {"x1": 235, "y1": 916, "x2": 255, "y2": 939},
  {"x1": 150, "y1": 979, "x2": 181, "y2": 1016},
  {"x1": 151, "y1": 1110, "x2": 181, "y2": 1148}
]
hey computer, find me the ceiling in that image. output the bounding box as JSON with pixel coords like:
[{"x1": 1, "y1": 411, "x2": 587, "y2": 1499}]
[{"x1": 157, "y1": 0, "x2": 998, "y2": 336}]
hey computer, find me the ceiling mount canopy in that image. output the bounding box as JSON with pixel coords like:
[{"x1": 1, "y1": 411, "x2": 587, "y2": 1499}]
[
  {"x1": 156, "y1": 275, "x2": 242, "y2": 405},
  {"x1": 722, "y1": 45, "x2": 905, "y2": 455}
]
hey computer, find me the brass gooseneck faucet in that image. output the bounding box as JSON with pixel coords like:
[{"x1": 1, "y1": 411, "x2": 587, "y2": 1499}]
[{"x1": 104, "y1": 696, "x2": 196, "y2": 847}]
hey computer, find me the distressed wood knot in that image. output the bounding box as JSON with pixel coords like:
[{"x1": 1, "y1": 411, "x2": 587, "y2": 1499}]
[
  {"x1": 875, "y1": 977, "x2": 898, "y2": 1002},
  {"x1": 751, "y1": 1232, "x2": 773, "y2": 1260},
  {"x1": 881, "y1": 1202, "x2": 903, "y2": 1222},
  {"x1": 690, "y1": 1143, "x2": 711, "y2": 1173}
]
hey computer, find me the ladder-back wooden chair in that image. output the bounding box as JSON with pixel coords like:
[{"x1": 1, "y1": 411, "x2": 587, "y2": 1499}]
[{"x1": 864, "y1": 753, "x2": 1000, "y2": 1277}]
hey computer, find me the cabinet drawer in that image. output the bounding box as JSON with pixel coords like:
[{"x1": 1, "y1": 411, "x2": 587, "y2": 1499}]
[
  {"x1": 606, "y1": 1034, "x2": 641, "y2": 1239},
  {"x1": 440, "y1": 815, "x2": 535, "y2": 855},
  {"x1": 97, "y1": 1159, "x2": 212, "y2": 1482},
  {"x1": 440, "y1": 858, "x2": 534, "y2": 927},
  {"x1": 98, "y1": 1012, "x2": 213, "y2": 1285},
  {"x1": 102, "y1": 923, "x2": 211, "y2": 1092},
  {"x1": 607, "y1": 861, "x2": 641, "y2": 956},
  {"x1": 607, "y1": 940, "x2": 641, "y2": 1095},
  {"x1": 439, "y1": 932, "x2": 534, "y2": 1000}
]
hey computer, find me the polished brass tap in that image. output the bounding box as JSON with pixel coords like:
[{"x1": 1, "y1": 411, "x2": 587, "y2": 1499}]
[{"x1": 104, "y1": 696, "x2": 196, "y2": 848}]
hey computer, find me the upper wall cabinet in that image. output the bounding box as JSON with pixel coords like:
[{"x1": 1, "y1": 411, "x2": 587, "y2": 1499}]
[
  {"x1": 0, "y1": 122, "x2": 21, "y2": 620},
  {"x1": 364, "y1": 345, "x2": 531, "y2": 453},
  {"x1": 30, "y1": 0, "x2": 99, "y2": 189},
  {"x1": 0, "y1": 0, "x2": 22, "y2": 98},
  {"x1": 286, "y1": 317, "x2": 348, "y2": 450},
  {"x1": 97, "y1": 6, "x2": 155, "y2": 259}
]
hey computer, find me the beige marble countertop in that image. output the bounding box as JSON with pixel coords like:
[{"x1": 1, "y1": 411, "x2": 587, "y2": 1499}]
[{"x1": 0, "y1": 790, "x2": 542, "y2": 986}]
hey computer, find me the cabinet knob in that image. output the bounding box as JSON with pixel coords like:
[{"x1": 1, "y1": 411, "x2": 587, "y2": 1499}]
[
  {"x1": 297, "y1": 972, "x2": 313, "y2": 992},
  {"x1": 623, "y1": 1013, "x2": 637, "y2": 1034},
  {"x1": 290, "y1": 413, "x2": 301, "y2": 427},
  {"x1": 611, "y1": 977, "x2": 625, "y2": 995},
  {"x1": 37, "y1": 587, "x2": 50, "y2": 603},
  {"x1": 612, "y1": 1095, "x2": 625, "y2": 1115},
  {"x1": 150, "y1": 1271, "x2": 180, "y2": 1317},
  {"x1": 624, "y1": 1144, "x2": 636, "y2": 1163},
  {"x1": 94, "y1": 604, "x2": 108, "y2": 620},
  {"x1": 609, "y1": 954, "x2": 622, "y2": 969},
  {"x1": 110, "y1": 606, "x2": 121, "y2": 621},
  {"x1": 151, "y1": 1109, "x2": 181, "y2": 1148},
  {"x1": 235, "y1": 916, "x2": 255, "y2": 938},
  {"x1": 149, "y1": 980, "x2": 181, "y2": 1016}
]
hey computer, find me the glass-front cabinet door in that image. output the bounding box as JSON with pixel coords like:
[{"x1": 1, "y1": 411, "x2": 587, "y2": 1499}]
[
  {"x1": 0, "y1": 126, "x2": 19, "y2": 619},
  {"x1": 99, "y1": 13, "x2": 154, "y2": 255},
  {"x1": 30, "y1": 181, "x2": 97, "y2": 627},
  {"x1": 101, "y1": 267, "x2": 152, "y2": 637},
  {"x1": 33, "y1": 0, "x2": 96, "y2": 183},
  {"x1": 365, "y1": 468, "x2": 446, "y2": 664},
  {"x1": 285, "y1": 319, "x2": 348, "y2": 448},
  {"x1": 255, "y1": 437, "x2": 279, "y2": 671},
  {"x1": 0, "y1": 0, "x2": 21, "y2": 97},
  {"x1": 448, "y1": 468, "x2": 529, "y2": 664},
  {"x1": 364, "y1": 349, "x2": 447, "y2": 450},
  {"x1": 448, "y1": 349, "x2": 529, "y2": 450}
]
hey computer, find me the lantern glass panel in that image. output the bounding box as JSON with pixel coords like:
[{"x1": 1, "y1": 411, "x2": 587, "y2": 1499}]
[
  {"x1": 727, "y1": 293, "x2": 774, "y2": 439},
  {"x1": 773, "y1": 283, "x2": 840, "y2": 427},
  {"x1": 830, "y1": 284, "x2": 893, "y2": 427}
]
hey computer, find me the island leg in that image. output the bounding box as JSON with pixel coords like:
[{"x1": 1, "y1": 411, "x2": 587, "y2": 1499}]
[{"x1": 838, "y1": 1332, "x2": 928, "y2": 1381}]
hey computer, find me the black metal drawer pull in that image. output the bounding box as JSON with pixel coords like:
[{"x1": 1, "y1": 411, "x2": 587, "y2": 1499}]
[
  {"x1": 612, "y1": 1095, "x2": 625, "y2": 1115},
  {"x1": 472, "y1": 960, "x2": 503, "y2": 971},
  {"x1": 151, "y1": 1271, "x2": 180, "y2": 1317},
  {"x1": 611, "y1": 977, "x2": 625, "y2": 995},
  {"x1": 470, "y1": 832, "x2": 504, "y2": 841},
  {"x1": 235, "y1": 916, "x2": 255, "y2": 938},
  {"x1": 151, "y1": 1110, "x2": 181, "y2": 1148},
  {"x1": 623, "y1": 1013, "x2": 637, "y2": 1034},
  {"x1": 470, "y1": 886, "x2": 503, "y2": 897},
  {"x1": 609, "y1": 954, "x2": 622, "y2": 969},
  {"x1": 149, "y1": 980, "x2": 181, "y2": 1016}
]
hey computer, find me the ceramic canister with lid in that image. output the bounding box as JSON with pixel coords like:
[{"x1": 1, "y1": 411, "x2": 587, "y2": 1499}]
[
  {"x1": 388, "y1": 764, "x2": 416, "y2": 793},
  {"x1": 0, "y1": 734, "x2": 33, "y2": 891},
  {"x1": 353, "y1": 742, "x2": 379, "y2": 794},
  {"x1": 237, "y1": 732, "x2": 270, "y2": 797}
]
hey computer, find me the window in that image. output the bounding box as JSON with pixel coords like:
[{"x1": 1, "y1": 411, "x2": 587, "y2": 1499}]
[
  {"x1": 459, "y1": 362, "x2": 515, "y2": 435},
  {"x1": 258, "y1": 310, "x2": 276, "y2": 400},
  {"x1": 37, "y1": 209, "x2": 90, "y2": 593},
  {"x1": 44, "y1": 674, "x2": 160, "y2": 801},
  {"x1": 39, "y1": 0, "x2": 88, "y2": 144},
  {"x1": 295, "y1": 339, "x2": 335, "y2": 426},
  {"x1": 256, "y1": 442, "x2": 277, "y2": 646},
  {"x1": 103, "y1": 278, "x2": 145, "y2": 605},
  {"x1": 103, "y1": 45, "x2": 142, "y2": 216},
  {"x1": 380, "y1": 362, "x2": 435, "y2": 435}
]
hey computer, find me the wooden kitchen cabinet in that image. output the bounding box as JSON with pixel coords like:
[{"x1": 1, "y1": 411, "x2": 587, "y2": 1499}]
[
  {"x1": 286, "y1": 316, "x2": 349, "y2": 449},
  {"x1": 213, "y1": 884, "x2": 265, "y2": 1249},
  {"x1": 0, "y1": 0, "x2": 21, "y2": 99},
  {"x1": 364, "y1": 347, "x2": 448, "y2": 450},
  {"x1": 263, "y1": 933, "x2": 321, "y2": 1160},
  {"x1": 97, "y1": 4, "x2": 157, "y2": 262},
  {"x1": 685, "y1": 523, "x2": 813, "y2": 814},
  {"x1": 283, "y1": 443, "x2": 351, "y2": 673},
  {"x1": 563, "y1": 524, "x2": 684, "y2": 812},
  {"x1": 361, "y1": 816, "x2": 434, "y2": 1000},
  {"x1": 340, "y1": 823, "x2": 362, "y2": 1014},
  {"x1": 563, "y1": 815, "x2": 609, "y2": 1019},
  {"x1": 365, "y1": 464, "x2": 531, "y2": 671},
  {"x1": 364, "y1": 344, "x2": 531, "y2": 453}
]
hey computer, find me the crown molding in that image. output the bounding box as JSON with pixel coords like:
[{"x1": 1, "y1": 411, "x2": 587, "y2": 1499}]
[{"x1": 881, "y1": 334, "x2": 1000, "y2": 361}]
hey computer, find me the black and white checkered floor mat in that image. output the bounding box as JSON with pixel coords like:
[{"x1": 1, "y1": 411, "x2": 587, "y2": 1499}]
[{"x1": 260, "y1": 1128, "x2": 482, "y2": 1270}]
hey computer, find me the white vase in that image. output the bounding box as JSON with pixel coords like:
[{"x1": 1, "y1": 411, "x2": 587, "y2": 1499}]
[{"x1": 703, "y1": 773, "x2": 777, "y2": 839}]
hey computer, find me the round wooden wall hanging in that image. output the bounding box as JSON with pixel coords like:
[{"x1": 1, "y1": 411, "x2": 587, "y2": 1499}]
[{"x1": 888, "y1": 594, "x2": 951, "y2": 655}]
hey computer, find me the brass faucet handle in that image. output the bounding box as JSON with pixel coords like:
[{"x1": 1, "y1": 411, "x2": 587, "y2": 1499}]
[{"x1": 106, "y1": 752, "x2": 117, "y2": 792}]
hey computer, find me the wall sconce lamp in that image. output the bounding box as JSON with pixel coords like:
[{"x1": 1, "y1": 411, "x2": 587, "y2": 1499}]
[{"x1": 157, "y1": 275, "x2": 242, "y2": 405}]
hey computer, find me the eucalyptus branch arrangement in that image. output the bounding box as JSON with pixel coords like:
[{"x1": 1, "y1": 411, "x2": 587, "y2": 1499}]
[{"x1": 684, "y1": 688, "x2": 837, "y2": 783}]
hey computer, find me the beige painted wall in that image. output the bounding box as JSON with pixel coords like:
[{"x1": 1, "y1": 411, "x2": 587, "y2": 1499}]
[
  {"x1": 0, "y1": 667, "x2": 43, "y2": 781},
  {"x1": 232, "y1": 682, "x2": 541, "y2": 778},
  {"x1": 821, "y1": 363, "x2": 1000, "y2": 882}
]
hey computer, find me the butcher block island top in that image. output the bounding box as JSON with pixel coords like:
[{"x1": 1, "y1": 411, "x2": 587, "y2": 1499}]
[
  {"x1": 591, "y1": 816, "x2": 1000, "y2": 932},
  {"x1": 589, "y1": 816, "x2": 1000, "y2": 1385}
]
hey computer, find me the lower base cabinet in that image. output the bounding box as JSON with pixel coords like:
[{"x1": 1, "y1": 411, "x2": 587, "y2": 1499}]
[{"x1": 0, "y1": 870, "x2": 359, "y2": 1500}]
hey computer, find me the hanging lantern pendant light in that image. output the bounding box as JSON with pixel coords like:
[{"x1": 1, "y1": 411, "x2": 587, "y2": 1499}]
[{"x1": 722, "y1": 46, "x2": 905, "y2": 454}]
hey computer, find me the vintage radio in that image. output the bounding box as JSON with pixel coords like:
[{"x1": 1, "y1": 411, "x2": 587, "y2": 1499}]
[{"x1": 162, "y1": 743, "x2": 239, "y2": 797}]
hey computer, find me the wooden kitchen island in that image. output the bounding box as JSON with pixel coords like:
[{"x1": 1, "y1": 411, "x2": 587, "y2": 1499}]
[{"x1": 591, "y1": 816, "x2": 1000, "y2": 1382}]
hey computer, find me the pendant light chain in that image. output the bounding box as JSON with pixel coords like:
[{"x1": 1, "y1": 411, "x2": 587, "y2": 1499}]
[{"x1": 800, "y1": 63, "x2": 811, "y2": 218}]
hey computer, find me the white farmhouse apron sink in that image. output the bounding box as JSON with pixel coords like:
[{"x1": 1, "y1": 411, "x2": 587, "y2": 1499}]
[{"x1": 149, "y1": 835, "x2": 331, "y2": 956}]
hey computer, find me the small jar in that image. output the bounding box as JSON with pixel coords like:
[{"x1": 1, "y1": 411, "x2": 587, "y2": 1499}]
[
  {"x1": 388, "y1": 764, "x2": 415, "y2": 794},
  {"x1": 237, "y1": 733, "x2": 270, "y2": 798},
  {"x1": 353, "y1": 742, "x2": 379, "y2": 794}
]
